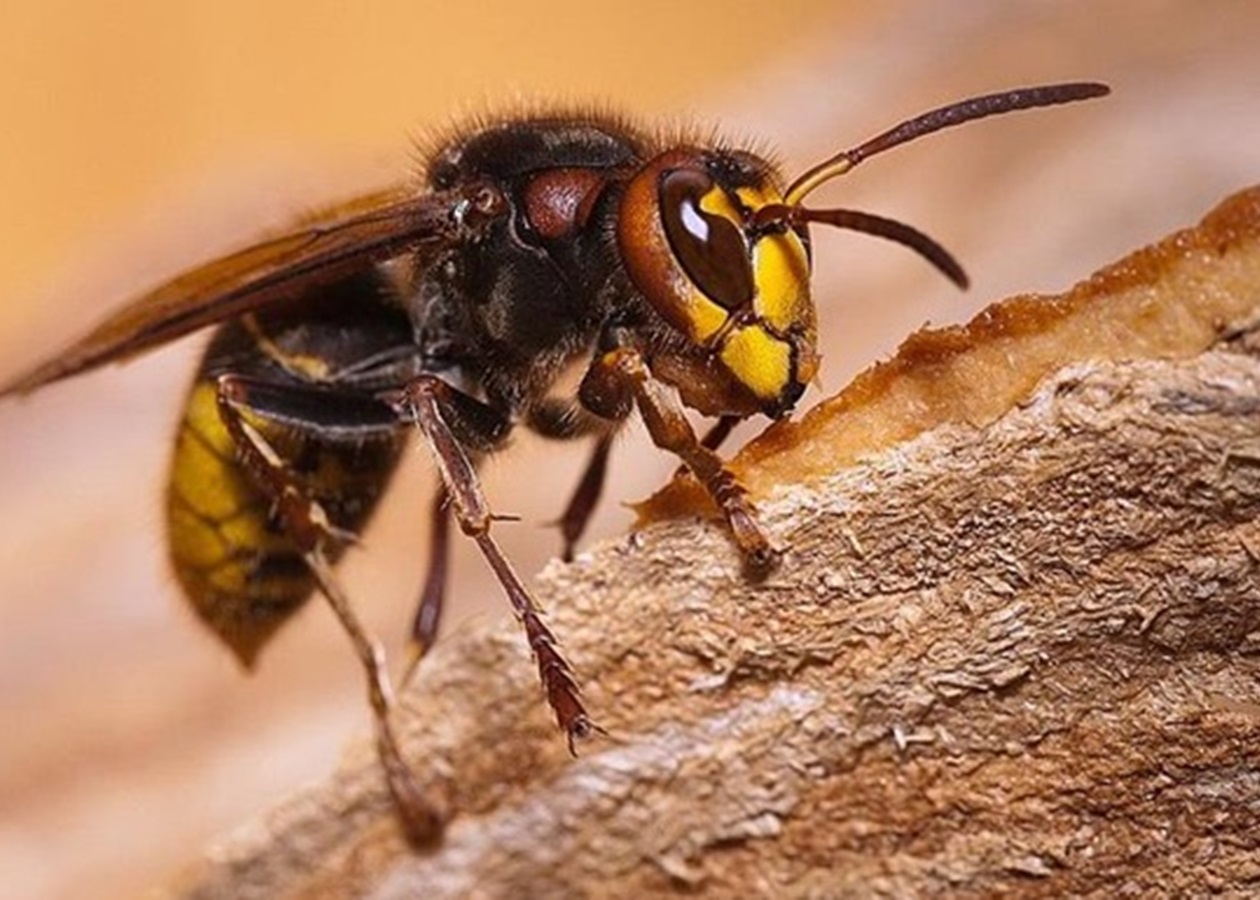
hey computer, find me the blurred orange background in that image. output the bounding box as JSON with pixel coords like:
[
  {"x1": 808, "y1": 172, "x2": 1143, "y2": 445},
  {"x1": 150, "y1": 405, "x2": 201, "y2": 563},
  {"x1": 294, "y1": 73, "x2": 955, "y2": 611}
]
[{"x1": 1, "y1": 3, "x2": 1258, "y2": 897}]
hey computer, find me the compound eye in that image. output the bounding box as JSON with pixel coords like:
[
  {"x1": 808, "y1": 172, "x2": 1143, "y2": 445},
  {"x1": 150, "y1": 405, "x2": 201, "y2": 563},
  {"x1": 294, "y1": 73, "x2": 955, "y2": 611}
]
[{"x1": 659, "y1": 169, "x2": 755, "y2": 311}]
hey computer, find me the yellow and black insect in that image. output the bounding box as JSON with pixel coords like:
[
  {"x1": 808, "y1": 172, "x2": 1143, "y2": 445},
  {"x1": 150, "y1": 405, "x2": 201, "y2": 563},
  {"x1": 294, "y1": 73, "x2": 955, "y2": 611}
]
[{"x1": 1, "y1": 82, "x2": 1108, "y2": 841}]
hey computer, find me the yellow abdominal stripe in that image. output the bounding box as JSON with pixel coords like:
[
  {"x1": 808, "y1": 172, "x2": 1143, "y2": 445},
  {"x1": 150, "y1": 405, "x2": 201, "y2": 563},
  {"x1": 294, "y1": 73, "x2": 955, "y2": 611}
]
[
  {"x1": 719, "y1": 325, "x2": 791, "y2": 400},
  {"x1": 174, "y1": 384, "x2": 247, "y2": 521},
  {"x1": 168, "y1": 383, "x2": 291, "y2": 581}
]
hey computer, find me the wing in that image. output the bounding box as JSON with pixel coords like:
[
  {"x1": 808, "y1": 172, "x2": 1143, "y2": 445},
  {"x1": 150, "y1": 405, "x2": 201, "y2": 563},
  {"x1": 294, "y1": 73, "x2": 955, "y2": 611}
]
[{"x1": 1, "y1": 180, "x2": 503, "y2": 396}]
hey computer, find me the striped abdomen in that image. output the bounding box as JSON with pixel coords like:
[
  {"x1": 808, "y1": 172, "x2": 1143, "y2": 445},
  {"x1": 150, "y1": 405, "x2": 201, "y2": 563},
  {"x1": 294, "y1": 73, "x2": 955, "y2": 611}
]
[{"x1": 165, "y1": 273, "x2": 415, "y2": 666}]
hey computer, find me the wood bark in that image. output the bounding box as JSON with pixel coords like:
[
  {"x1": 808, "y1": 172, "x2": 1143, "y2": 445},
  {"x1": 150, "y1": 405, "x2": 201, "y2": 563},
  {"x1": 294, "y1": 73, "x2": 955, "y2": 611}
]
[{"x1": 171, "y1": 196, "x2": 1260, "y2": 898}]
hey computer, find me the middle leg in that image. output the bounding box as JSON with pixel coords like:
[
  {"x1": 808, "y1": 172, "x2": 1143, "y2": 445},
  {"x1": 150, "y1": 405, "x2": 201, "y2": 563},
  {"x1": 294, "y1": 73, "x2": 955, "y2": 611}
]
[{"x1": 389, "y1": 375, "x2": 594, "y2": 749}]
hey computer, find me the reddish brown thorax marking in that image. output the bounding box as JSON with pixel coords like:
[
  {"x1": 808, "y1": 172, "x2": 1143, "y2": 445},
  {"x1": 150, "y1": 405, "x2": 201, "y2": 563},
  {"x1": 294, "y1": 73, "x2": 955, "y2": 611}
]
[{"x1": 521, "y1": 168, "x2": 606, "y2": 239}]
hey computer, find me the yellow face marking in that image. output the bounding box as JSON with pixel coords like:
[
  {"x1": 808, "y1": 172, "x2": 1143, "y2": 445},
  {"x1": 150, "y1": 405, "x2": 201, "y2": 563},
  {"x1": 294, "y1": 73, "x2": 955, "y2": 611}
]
[
  {"x1": 736, "y1": 186, "x2": 812, "y2": 333},
  {"x1": 751, "y1": 230, "x2": 810, "y2": 331},
  {"x1": 698, "y1": 185, "x2": 742, "y2": 222},
  {"x1": 718, "y1": 324, "x2": 792, "y2": 401},
  {"x1": 678, "y1": 288, "x2": 729, "y2": 343},
  {"x1": 674, "y1": 182, "x2": 811, "y2": 350},
  {"x1": 735, "y1": 185, "x2": 779, "y2": 210}
]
